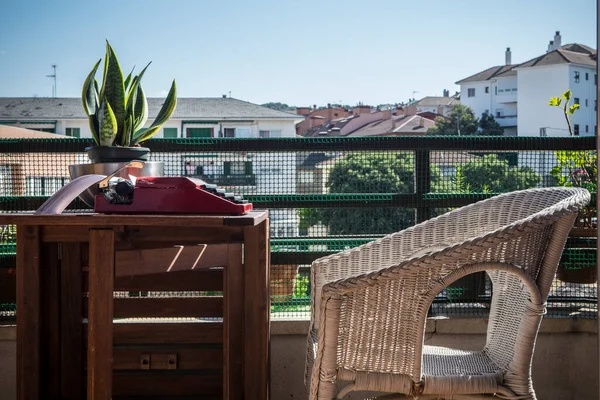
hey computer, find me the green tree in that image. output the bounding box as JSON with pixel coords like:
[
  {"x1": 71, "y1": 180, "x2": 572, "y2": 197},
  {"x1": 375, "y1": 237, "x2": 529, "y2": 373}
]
[
  {"x1": 300, "y1": 153, "x2": 440, "y2": 235},
  {"x1": 456, "y1": 154, "x2": 541, "y2": 193},
  {"x1": 426, "y1": 104, "x2": 479, "y2": 136},
  {"x1": 261, "y1": 102, "x2": 295, "y2": 112},
  {"x1": 478, "y1": 113, "x2": 504, "y2": 136}
]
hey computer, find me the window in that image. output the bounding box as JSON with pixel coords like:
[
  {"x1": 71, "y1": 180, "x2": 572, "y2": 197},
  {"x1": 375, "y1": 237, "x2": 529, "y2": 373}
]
[
  {"x1": 585, "y1": 99, "x2": 588, "y2": 107},
  {"x1": 485, "y1": 87, "x2": 489, "y2": 93},
  {"x1": 494, "y1": 87, "x2": 497, "y2": 95},
  {"x1": 586, "y1": 72, "x2": 589, "y2": 80},
  {"x1": 586, "y1": 125, "x2": 589, "y2": 133},
  {"x1": 574, "y1": 71, "x2": 580, "y2": 83},
  {"x1": 163, "y1": 127, "x2": 177, "y2": 138},
  {"x1": 259, "y1": 130, "x2": 282, "y2": 138},
  {"x1": 26, "y1": 177, "x2": 68, "y2": 196},
  {"x1": 223, "y1": 128, "x2": 235, "y2": 138},
  {"x1": 298, "y1": 171, "x2": 314, "y2": 184},
  {"x1": 0, "y1": 165, "x2": 14, "y2": 196},
  {"x1": 467, "y1": 88, "x2": 475, "y2": 97},
  {"x1": 65, "y1": 128, "x2": 80, "y2": 138},
  {"x1": 574, "y1": 98, "x2": 580, "y2": 105},
  {"x1": 595, "y1": 100, "x2": 597, "y2": 111},
  {"x1": 186, "y1": 127, "x2": 212, "y2": 138},
  {"x1": 596, "y1": 74, "x2": 598, "y2": 85},
  {"x1": 484, "y1": 109, "x2": 489, "y2": 115},
  {"x1": 224, "y1": 161, "x2": 253, "y2": 176},
  {"x1": 574, "y1": 124, "x2": 580, "y2": 136},
  {"x1": 236, "y1": 128, "x2": 251, "y2": 138}
]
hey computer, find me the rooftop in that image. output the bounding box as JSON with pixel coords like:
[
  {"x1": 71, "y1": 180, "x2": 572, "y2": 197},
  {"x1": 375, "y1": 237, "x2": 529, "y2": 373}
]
[
  {"x1": 456, "y1": 43, "x2": 597, "y2": 84},
  {"x1": 416, "y1": 96, "x2": 459, "y2": 107},
  {"x1": 0, "y1": 97, "x2": 302, "y2": 121}
]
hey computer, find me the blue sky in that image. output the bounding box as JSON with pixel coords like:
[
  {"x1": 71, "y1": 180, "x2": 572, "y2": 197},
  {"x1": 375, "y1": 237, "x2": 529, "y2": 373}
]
[{"x1": 0, "y1": 0, "x2": 596, "y2": 107}]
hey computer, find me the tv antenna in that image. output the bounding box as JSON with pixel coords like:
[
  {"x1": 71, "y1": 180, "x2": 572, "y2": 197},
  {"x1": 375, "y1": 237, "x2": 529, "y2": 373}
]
[{"x1": 47, "y1": 65, "x2": 57, "y2": 98}]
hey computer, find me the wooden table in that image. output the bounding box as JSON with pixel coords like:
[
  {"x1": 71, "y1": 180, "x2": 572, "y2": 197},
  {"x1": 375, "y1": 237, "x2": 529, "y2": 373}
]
[{"x1": 1, "y1": 211, "x2": 270, "y2": 400}]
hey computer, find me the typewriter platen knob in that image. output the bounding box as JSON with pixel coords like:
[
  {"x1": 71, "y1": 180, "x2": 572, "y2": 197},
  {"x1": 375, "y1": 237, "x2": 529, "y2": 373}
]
[{"x1": 115, "y1": 180, "x2": 135, "y2": 197}]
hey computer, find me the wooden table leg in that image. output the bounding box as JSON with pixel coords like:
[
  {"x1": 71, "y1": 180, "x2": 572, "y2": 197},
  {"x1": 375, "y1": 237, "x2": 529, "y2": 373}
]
[
  {"x1": 16, "y1": 225, "x2": 41, "y2": 400},
  {"x1": 61, "y1": 243, "x2": 83, "y2": 399},
  {"x1": 224, "y1": 244, "x2": 244, "y2": 400},
  {"x1": 243, "y1": 220, "x2": 270, "y2": 400},
  {"x1": 87, "y1": 229, "x2": 115, "y2": 400},
  {"x1": 40, "y1": 243, "x2": 61, "y2": 397}
]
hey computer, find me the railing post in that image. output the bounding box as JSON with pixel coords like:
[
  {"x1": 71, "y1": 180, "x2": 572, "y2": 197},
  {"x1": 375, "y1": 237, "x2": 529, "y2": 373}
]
[{"x1": 415, "y1": 149, "x2": 431, "y2": 223}]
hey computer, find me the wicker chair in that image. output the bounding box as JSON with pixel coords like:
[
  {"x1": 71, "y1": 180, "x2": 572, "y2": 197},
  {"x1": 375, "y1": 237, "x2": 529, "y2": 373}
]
[{"x1": 305, "y1": 187, "x2": 590, "y2": 400}]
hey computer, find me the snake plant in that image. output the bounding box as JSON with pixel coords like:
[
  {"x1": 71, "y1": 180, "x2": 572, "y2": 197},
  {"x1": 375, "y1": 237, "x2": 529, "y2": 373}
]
[{"x1": 82, "y1": 41, "x2": 177, "y2": 147}]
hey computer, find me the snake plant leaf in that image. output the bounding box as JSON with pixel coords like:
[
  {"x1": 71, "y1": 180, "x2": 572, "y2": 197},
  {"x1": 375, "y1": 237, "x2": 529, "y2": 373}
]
[
  {"x1": 123, "y1": 63, "x2": 150, "y2": 144},
  {"x1": 124, "y1": 66, "x2": 135, "y2": 92},
  {"x1": 133, "y1": 80, "x2": 177, "y2": 144},
  {"x1": 132, "y1": 83, "x2": 148, "y2": 134},
  {"x1": 97, "y1": 99, "x2": 118, "y2": 146},
  {"x1": 87, "y1": 114, "x2": 100, "y2": 145},
  {"x1": 82, "y1": 59, "x2": 101, "y2": 116},
  {"x1": 121, "y1": 114, "x2": 133, "y2": 146},
  {"x1": 126, "y1": 62, "x2": 150, "y2": 105},
  {"x1": 101, "y1": 41, "x2": 126, "y2": 142}
]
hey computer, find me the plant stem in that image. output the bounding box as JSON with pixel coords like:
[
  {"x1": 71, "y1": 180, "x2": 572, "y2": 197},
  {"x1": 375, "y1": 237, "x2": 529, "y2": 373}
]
[{"x1": 563, "y1": 103, "x2": 573, "y2": 136}]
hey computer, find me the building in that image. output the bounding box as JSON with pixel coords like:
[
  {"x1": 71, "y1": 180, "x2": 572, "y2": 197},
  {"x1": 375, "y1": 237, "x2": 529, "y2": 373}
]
[
  {"x1": 0, "y1": 96, "x2": 302, "y2": 139},
  {"x1": 300, "y1": 107, "x2": 395, "y2": 137},
  {"x1": 347, "y1": 114, "x2": 437, "y2": 137},
  {"x1": 402, "y1": 91, "x2": 459, "y2": 117},
  {"x1": 295, "y1": 105, "x2": 352, "y2": 136},
  {"x1": 0, "y1": 96, "x2": 304, "y2": 237},
  {"x1": 456, "y1": 31, "x2": 596, "y2": 137},
  {"x1": 0, "y1": 126, "x2": 76, "y2": 197}
]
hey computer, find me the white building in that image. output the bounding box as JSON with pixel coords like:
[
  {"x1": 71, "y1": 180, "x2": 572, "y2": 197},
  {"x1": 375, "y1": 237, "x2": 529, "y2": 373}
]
[
  {"x1": 414, "y1": 93, "x2": 459, "y2": 117},
  {"x1": 0, "y1": 96, "x2": 303, "y2": 237},
  {"x1": 456, "y1": 31, "x2": 596, "y2": 137}
]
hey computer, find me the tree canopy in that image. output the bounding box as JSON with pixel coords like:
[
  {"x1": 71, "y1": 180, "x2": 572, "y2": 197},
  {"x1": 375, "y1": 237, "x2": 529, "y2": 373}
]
[
  {"x1": 455, "y1": 154, "x2": 541, "y2": 193},
  {"x1": 260, "y1": 102, "x2": 295, "y2": 112},
  {"x1": 427, "y1": 105, "x2": 504, "y2": 136},
  {"x1": 299, "y1": 153, "x2": 440, "y2": 235}
]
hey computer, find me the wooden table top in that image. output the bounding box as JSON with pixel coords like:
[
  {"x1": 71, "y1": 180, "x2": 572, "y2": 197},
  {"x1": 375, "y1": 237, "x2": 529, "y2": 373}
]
[{"x1": 0, "y1": 210, "x2": 268, "y2": 227}]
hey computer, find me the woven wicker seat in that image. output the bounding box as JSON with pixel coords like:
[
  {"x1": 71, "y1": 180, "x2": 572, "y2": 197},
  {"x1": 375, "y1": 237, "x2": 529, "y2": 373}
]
[{"x1": 305, "y1": 187, "x2": 590, "y2": 400}]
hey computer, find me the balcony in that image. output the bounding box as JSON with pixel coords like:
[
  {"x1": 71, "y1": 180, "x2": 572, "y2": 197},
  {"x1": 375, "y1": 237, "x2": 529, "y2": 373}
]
[
  {"x1": 495, "y1": 114, "x2": 518, "y2": 127},
  {"x1": 0, "y1": 136, "x2": 597, "y2": 399},
  {"x1": 496, "y1": 88, "x2": 518, "y2": 103}
]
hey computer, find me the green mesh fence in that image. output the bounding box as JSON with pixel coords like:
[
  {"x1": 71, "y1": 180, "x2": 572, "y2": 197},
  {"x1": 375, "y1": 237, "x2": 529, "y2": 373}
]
[{"x1": 0, "y1": 136, "x2": 596, "y2": 320}]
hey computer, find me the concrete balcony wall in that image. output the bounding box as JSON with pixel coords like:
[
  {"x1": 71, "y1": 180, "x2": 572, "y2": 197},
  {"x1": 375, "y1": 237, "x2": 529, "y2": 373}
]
[
  {"x1": 496, "y1": 115, "x2": 518, "y2": 127},
  {"x1": 1, "y1": 318, "x2": 597, "y2": 400}
]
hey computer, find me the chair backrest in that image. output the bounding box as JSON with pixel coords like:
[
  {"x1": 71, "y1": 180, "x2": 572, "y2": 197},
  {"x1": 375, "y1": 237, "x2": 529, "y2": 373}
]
[{"x1": 313, "y1": 187, "x2": 590, "y2": 385}]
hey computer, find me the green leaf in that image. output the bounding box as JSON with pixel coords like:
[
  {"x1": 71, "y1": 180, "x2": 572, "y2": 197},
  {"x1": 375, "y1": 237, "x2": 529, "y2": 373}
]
[
  {"x1": 132, "y1": 83, "x2": 148, "y2": 133},
  {"x1": 82, "y1": 59, "x2": 101, "y2": 116},
  {"x1": 126, "y1": 62, "x2": 150, "y2": 109},
  {"x1": 132, "y1": 80, "x2": 177, "y2": 144},
  {"x1": 548, "y1": 97, "x2": 562, "y2": 107},
  {"x1": 88, "y1": 114, "x2": 99, "y2": 145},
  {"x1": 121, "y1": 114, "x2": 133, "y2": 146},
  {"x1": 568, "y1": 104, "x2": 580, "y2": 114},
  {"x1": 124, "y1": 66, "x2": 135, "y2": 92},
  {"x1": 101, "y1": 41, "x2": 126, "y2": 140},
  {"x1": 97, "y1": 100, "x2": 118, "y2": 146},
  {"x1": 562, "y1": 89, "x2": 572, "y2": 101}
]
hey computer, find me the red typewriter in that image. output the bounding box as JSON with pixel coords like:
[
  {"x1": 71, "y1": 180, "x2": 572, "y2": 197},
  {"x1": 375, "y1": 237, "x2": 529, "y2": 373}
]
[{"x1": 95, "y1": 176, "x2": 253, "y2": 215}]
